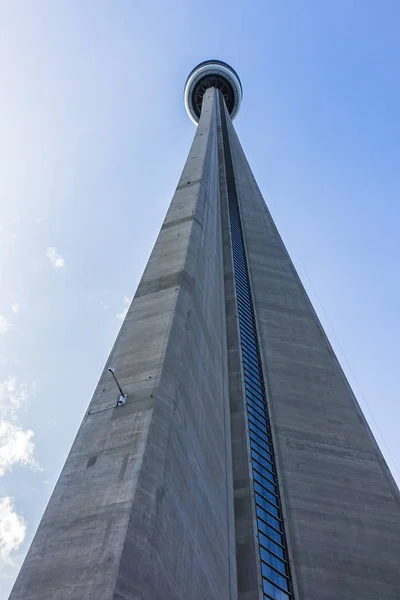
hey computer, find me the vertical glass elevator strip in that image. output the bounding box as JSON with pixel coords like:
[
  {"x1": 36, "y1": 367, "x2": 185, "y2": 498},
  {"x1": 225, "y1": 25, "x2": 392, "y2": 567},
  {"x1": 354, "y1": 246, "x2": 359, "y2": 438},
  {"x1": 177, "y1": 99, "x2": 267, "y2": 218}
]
[{"x1": 219, "y1": 96, "x2": 293, "y2": 600}]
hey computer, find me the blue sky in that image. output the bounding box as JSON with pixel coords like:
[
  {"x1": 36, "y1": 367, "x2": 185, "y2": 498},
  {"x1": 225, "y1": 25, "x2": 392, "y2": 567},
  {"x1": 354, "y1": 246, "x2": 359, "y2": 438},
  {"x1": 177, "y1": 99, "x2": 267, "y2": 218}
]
[{"x1": 1, "y1": 1, "x2": 399, "y2": 596}]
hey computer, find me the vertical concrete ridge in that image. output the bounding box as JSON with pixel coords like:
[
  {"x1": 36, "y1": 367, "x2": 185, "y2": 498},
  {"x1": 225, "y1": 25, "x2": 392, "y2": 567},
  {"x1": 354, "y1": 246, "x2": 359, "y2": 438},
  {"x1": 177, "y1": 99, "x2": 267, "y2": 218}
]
[
  {"x1": 215, "y1": 91, "x2": 238, "y2": 600},
  {"x1": 218, "y1": 98, "x2": 260, "y2": 600},
  {"x1": 111, "y1": 88, "x2": 236, "y2": 600}
]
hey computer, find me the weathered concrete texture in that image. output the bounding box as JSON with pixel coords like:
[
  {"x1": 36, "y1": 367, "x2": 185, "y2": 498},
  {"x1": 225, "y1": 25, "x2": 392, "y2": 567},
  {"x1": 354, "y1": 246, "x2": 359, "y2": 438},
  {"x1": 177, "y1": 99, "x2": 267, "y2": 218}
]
[
  {"x1": 224, "y1": 105, "x2": 400, "y2": 599},
  {"x1": 9, "y1": 89, "x2": 236, "y2": 600}
]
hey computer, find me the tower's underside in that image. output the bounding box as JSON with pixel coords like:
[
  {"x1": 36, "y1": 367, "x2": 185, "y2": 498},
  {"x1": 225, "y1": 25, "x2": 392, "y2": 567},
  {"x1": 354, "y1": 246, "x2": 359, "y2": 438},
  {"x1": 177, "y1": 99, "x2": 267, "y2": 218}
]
[{"x1": 9, "y1": 80, "x2": 400, "y2": 600}]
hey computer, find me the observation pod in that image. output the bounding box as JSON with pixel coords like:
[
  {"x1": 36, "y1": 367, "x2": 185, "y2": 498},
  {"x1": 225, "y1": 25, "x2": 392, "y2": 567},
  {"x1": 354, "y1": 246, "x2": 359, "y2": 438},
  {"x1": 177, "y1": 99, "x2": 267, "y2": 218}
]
[{"x1": 184, "y1": 59, "x2": 243, "y2": 125}]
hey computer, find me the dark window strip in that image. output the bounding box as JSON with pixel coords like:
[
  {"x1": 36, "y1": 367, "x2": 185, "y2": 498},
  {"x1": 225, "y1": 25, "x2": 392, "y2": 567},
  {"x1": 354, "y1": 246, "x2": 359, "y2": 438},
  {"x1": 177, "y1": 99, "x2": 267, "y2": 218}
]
[{"x1": 220, "y1": 97, "x2": 292, "y2": 598}]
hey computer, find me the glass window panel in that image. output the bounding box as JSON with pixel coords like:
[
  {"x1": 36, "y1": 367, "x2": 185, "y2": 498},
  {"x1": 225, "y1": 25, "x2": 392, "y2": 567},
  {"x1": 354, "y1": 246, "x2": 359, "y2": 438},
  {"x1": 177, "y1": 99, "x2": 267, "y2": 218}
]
[
  {"x1": 236, "y1": 290, "x2": 251, "y2": 305},
  {"x1": 243, "y1": 354, "x2": 260, "y2": 369},
  {"x1": 243, "y1": 361, "x2": 262, "y2": 379},
  {"x1": 262, "y1": 578, "x2": 290, "y2": 600},
  {"x1": 255, "y1": 493, "x2": 279, "y2": 518},
  {"x1": 256, "y1": 505, "x2": 281, "y2": 531},
  {"x1": 251, "y1": 449, "x2": 274, "y2": 471},
  {"x1": 245, "y1": 373, "x2": 263, "y2": 390},
  {"x1": 238, "y1": 310, "x2": 253, "y2": 325},
  {"x1": 241, "y1": 335, "x2": 257, "y2": 350},
  {"x1": 252, "y1": 453, "x2": 274, "y2": 474},
  {"x1": 244, "y1": 371, "x2": 262, "y2": 386},
  {"x1": 245, "y1": 374, "x2": 263, "y2": 394},
  {"x1": 238, "y1": 311, "x2": 254, "y2": 325},
  {"x1": 257, "y1": 518, "x2": 282, "y2": 544},
  {"x1": 238, "y1": 300, "x2": 252, "y2": 314},
  {"x1": 235, "y1": 282, "x2": 250, "y2": 296},
  {"x1": 253, "y1": 471, "x2": 277, "y2": 495},
  {"x1": 235, "y1": 264, "x2": 248, "y2": 277},
  {"x1": 237, "y1": 297, "x2": 251, "y2": 311},
  {"x1": 249, "y1": 431, "x2": 272, "y2": 453},
  {"x1": 240, "y1": 330, "x2": 257, "y2": 345},
  {"x1": 252, "y1": 449, "x2": 274, "y2": 472},
  {"x1": 231, "y1": 223, "x2": 242, "y2": 234},
  {"x1": 241, "y1": 340, "x2": 258, "y2": 355},
  {"x1": 247, "y1": 404, "x2": 266, "y2": 425},
  {"x1": 245, "y1": 383, "x2": 264, "y2": 402},
  {"x1": 244, "y1": 363, "x2": 262, "y2": 380},
  {"x1": 250, "y1": 440, "x2": 273, "y2": 464},
  {"x1": 249, "y1": 433, "x2": 271, "y2": 455},
  {"x1": 241, "y1": 324, "x2": 256, "y2": 339},
  {"x1": 247, "y1": 396, "x2": 265, "y2": 414},
  {"x1": 236, "y1": 277, "x2": 249, "y2": 290},
  {"x1": 233, "y1": 251, "x2": 246, "y2": 262},
  {"x1": 235, "y1": 278, "x2": 250, "y2": 292},
  {"x1": 242, "y1": 343, "x2": 259, "y2": 359},
  {"x1": 247, "y1": 402, "x2": 266, "y2": 422},
  {"x1": 242, "y1": 348, "x2": 261, "y2": 358},
  {"x1": 239, "y1": 290, "x2": 253, "y2": 310},
  {"x1": 243, "y1": 354, "x2": 260, "y2": 371},
  {"x1": 244, "y1": 364, "x2": 262, "y2": 379},
  {"x1": 235, "y1": 247, "x2": 244, "y2": 260},
  {"x1": 259, "y1": 531, "x2": 284, "y2": 559},
  {"x1": 248, "y1": 411, "x2": 267, "y2": 429},
  {"x1": 260, "y1": 547, "x2": 287, "y2": 576},
  {"x1": 242, "y1": 344, "x2": 258, "y2": 360},
  {"x1": 252, "y1": 459, "x2": 275, "y2": 484},
  {"x1": 246, "y1": 388, "x2": 264, "y2": 404},
  {"x1": 249, "y1": 422, "x2": 271, "y2": 444},
  {"x1": 239, "y1": 313, "x2": 254, "y2": 327},
  {"x1": 239, "y1": 316, "x2": 254, "y2": 331},
  {"x1": 261, "y1": 564, "x2": 289, "y2": 592},
  {"x1": 254, "y1": 482, "x2": 279, "y2": 507},
  {"x1": 245, "y1": 382, "x2": 264, "y2": 401},
  {"x1": 236, "y1": 288, "x2": 250, "y2": 302},
  {"x1": 248, "y1": 412, "x2": 270, "y2": 434},
  {"x1": 246, "y1": 391, "x2": 265, "y2": 409}
]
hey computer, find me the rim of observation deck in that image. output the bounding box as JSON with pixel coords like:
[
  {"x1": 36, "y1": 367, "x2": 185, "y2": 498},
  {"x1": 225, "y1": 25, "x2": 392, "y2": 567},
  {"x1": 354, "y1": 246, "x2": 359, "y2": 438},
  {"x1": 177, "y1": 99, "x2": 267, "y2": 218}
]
[{"x1": 184, "y1": 60, "x2": 243, "y2": 126}]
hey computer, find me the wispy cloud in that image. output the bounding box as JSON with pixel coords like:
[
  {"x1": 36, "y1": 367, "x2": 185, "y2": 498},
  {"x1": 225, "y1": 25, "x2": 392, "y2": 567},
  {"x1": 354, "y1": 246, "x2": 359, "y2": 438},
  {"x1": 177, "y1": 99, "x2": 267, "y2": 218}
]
[
  {"x1": 0, "y1": 497, "x2": 26, "y2": 564},
  {"x1": 0, "y1": 422, "x2": 36, "y2": 477},
  {"x1": 116, "y1": 296, "x2": 132, "y2": 320},
  {"x1": 0, "y1": 377, "x2": 30, "y2": 421},
  {"x1": 0, "y1": 377, "x2": 38, "y2": 476},
  {"x1": 46, "y1": 247, "x2": 64, "y2": 268},
  {"x1": 35, "y1": 216, "x2": 45, "y2": 224},
  {"x1": 0, "y1": 377, "x2": 38, "y2": 589},
  {"x1": 11, "y1": 304, "x2": 20, "y2": 315},
  {"x1": 0, "y1": 317, "x2": 11, "y2": 335}
]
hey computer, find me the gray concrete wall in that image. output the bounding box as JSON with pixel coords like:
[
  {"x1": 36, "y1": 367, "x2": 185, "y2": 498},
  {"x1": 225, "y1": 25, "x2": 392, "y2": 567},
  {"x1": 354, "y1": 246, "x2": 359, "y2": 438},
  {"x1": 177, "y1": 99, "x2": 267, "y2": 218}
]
[
  {"x1": 225, "y1": 110, "x2": 400, "y2": 599},
  {"x1": 9, "y1": 89, "x2": 237, "y2": 600}
]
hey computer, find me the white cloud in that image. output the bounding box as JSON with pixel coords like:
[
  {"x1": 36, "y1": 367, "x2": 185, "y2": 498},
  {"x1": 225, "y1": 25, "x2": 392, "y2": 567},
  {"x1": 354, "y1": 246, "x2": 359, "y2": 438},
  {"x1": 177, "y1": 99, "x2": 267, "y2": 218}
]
[
  {"x1": 11, "y1": 304, "x2": 20, "y2": 315},
  {"x1": 0, "y1": 422, "x2": 36, "y2": 476},
  {"x1": 0, "y1": 316, "x2": 11, "y2": 335},
  {"x1": 0, "y1": 377, "x2": 29, "y2": 421},
  {"x1": 0, "y1": 377, "x2": 39, "y2": 476},
  {"x1": 116, "y1": 295, "x2": 132, "y2": 320},
  {"x1": 0, "y1": 497, "x2": 26, "y2": 563},
  {"x1": 35, "y1": 216, "x2": 45, "y2": 223},
  {"x1": 46, "y1": 247, "x2": 64, "y2": 268}
]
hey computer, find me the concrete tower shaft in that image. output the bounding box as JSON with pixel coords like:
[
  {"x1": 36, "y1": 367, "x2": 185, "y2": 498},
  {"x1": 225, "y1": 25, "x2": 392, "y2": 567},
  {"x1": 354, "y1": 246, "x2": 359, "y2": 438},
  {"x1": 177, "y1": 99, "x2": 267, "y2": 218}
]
[{"x1": 8, "y1": 62, "x2": 400, "y2": 600}]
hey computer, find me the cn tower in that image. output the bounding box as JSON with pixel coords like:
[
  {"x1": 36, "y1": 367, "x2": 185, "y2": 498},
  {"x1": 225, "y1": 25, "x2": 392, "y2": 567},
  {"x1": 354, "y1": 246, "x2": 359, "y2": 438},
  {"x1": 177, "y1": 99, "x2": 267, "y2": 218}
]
[{"x1": 9, "y1": 61, "x2": 400, "y2": 600}]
